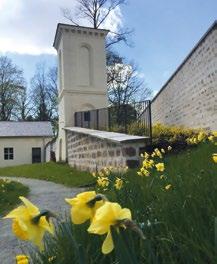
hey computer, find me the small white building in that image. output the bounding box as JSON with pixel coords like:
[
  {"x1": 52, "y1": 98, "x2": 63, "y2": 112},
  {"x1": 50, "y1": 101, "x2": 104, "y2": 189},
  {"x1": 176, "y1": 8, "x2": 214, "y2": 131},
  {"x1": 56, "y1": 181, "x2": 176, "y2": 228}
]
[{"x1": 0, "y1": 121, "x2": 53, "y2": 167}]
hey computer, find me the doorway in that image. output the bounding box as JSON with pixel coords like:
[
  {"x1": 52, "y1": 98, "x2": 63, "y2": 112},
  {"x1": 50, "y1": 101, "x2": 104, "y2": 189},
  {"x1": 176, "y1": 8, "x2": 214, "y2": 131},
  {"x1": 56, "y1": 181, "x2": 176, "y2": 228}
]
[{"x1": 32, "y1": 148, "x2": 41, "y2": 163}]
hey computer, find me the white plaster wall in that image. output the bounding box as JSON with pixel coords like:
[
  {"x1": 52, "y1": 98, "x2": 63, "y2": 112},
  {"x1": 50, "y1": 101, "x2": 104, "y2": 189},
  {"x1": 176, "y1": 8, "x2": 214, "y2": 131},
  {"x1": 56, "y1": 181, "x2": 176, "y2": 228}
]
[
  {"x1": 0, "y1": 137, "x2": 51, "y2": 167},
  {"x1": 55, "y1": 25, "x2": 109, "y2": 162},
  {"x1": 152, "y1": 25, "x2": 217, "y2": 130}
]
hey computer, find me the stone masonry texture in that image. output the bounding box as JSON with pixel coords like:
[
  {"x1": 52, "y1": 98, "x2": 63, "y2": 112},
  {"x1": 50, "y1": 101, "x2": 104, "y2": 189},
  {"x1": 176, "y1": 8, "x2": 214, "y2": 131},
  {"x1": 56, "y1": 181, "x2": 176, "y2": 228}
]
[
  {"x1": 151, "y1": 22, "x2": 217, "y2": 130},
  {"x1": 66, "y1": 131, "x2": 145, "y2": 171}
]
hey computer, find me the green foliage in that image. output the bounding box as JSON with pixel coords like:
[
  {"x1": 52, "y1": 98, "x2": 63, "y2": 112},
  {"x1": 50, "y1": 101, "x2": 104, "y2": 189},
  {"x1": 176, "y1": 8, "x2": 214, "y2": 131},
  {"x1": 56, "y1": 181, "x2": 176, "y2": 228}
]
[
  {"x1": 0, "y1": 179, "x2": 29, "y2": 215},
  {"x1": 25, "y1": 142, "x2": 217, "y2": 263},
  {"x1": 0, "y1": 162, "x2": 94, "y2": 187}
]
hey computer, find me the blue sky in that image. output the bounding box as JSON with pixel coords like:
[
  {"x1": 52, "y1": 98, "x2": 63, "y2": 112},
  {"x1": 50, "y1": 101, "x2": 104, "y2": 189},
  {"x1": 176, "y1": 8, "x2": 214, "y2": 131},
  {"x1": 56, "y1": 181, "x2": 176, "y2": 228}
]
[{"x1": 0, "y1": 0, "x2": 216, "y2": 95}]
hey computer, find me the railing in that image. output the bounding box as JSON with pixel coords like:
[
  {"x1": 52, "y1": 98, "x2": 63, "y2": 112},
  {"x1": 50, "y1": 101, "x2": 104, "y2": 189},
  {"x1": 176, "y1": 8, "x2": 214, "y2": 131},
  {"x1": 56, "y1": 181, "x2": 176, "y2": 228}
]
[{"x1": 74, "y1": 100, "x2": 152, "y2": 140}]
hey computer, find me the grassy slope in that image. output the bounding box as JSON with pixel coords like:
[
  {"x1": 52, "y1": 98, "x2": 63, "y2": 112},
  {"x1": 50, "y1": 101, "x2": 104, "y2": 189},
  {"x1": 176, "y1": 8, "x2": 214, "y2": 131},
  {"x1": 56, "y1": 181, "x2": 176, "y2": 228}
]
[
  {"x1": 28, "y1": 142, "x2": 217, "y2": 263},
  {"x1": 119, "y1": 142, "x2": 217, "y2": 262},
  {"x1": 0, "y1": 162, "x2": 93, "y2": 187},
  {"x1": 0, "y1": 179, "x2": 29, "y2": 216}
]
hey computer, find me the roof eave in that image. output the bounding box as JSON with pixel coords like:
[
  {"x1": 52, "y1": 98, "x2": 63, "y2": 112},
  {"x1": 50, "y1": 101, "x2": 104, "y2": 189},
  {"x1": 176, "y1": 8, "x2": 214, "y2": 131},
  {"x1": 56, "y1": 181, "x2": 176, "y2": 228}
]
[{"x1": 53, "y1": 23, "x2": 109, "y2": 50}]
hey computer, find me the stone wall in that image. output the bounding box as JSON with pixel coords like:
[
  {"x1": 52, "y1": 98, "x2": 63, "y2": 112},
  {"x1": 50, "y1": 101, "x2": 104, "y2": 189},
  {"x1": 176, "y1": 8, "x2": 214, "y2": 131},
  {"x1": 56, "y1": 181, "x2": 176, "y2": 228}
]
[
  {"x1": 152, "y1": 21, "x2": 217, "y2": 131},
  {"x1": 65, "y1": 127, "x2": 148, "y2": 172}
]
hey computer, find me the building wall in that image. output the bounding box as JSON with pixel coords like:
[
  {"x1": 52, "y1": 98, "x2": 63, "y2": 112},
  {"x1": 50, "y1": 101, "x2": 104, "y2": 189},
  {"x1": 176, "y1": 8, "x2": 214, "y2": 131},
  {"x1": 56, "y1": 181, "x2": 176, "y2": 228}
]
[
  {"x1": 0, "y1": 137, "x2": 51, "y2": 167},
  {"x1": 54, "y1": 25, "x2": 109, "y2": 162},
  {"x1": 152, "y1": 23, "x2": 217, "y2": 130},
  {"x1": 66, "y1": 131, "x2": 145, "y2": 172}
]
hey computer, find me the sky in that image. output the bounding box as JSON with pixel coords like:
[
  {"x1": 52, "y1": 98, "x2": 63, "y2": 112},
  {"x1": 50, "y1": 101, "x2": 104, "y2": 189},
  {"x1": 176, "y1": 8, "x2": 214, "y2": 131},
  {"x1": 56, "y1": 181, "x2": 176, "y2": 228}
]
[{"x1": 0, "y1": 0, "x2": 216, "y2": 95}]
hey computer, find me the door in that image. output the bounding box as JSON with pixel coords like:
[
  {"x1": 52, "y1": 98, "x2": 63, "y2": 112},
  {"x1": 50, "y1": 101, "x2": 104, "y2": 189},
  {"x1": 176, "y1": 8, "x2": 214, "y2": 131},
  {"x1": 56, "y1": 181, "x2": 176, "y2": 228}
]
[{"x1": 32, "y1": 148, "x2": 41, "y2": 163}]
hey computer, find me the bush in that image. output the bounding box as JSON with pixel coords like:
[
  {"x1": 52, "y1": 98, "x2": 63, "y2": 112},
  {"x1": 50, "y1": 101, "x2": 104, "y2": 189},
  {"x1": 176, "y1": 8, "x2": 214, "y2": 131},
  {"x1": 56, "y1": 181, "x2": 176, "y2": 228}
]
[{"x1": 128, "y1": 122, "x2": 206, "y2": 151}]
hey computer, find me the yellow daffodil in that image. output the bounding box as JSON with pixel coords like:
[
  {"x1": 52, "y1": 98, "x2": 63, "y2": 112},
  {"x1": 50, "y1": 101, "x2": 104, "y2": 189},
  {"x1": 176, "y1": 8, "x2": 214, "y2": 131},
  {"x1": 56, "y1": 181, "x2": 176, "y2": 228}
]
[
  {"x1": 114, "y1": 178, "x2": 123, "y2": 190},
  {"x1": 212, "y1": 154, "x2": 217, "y2": 163},
  {"x1": 88, "y1": 202, "x2": 132, "y2": 254},
  {"x1": 208, "y1": 135, "x2": 214, "y2": 142},
  {"x1": 143, "y1": 159, "x2": 154, "y2": 169},
  {"x1": 165, "y1": 184, "x2": 172, "y2": 190},
  {"x1": 140, "y1": 168, "x2": 150, "y2": 177},
  {"x1": 197, "y1": 131, "x2": 206, "y2": 142},
  {"x1": 151, "y1": 152, "x2": 156, "y2": 158},
  {"x1": 16, "y1": 255, "x2": 29, "y2": 264},
  {"x1": 65, "y1": 191, "x2": 105, "y2": 224},
  {"x1": 97, "y1": 176, "x2": 109, "y2": 188},
  {"x1": 213, "y1": 131, "x2": 217, "y2": 137},
  {"x1": 4, "y1": 197, "x2": 54, "y2": 250},
  {"x1": 155, "y1": 163, "x2": 165, "y2": 172}
]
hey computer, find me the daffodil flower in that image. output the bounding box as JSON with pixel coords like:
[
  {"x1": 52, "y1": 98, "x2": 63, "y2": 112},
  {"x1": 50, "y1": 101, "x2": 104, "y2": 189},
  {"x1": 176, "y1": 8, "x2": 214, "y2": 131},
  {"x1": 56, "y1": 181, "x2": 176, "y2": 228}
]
[
  {"x1": 165, "y1": 184, "x2": 172, "y2": 190},
  {"x1": 155, "y1": 163, "x2": 165, "y2": 172},
  {"x1": 88, "y1": 201, "x2": 132, "y2": 254},
  {"x1": 212, "y1": 154, "x2": 217, "y2": 163},
  {"x1": 114, "y1": 178, "x2": 123, "y2": 190},
  {"x1": 4, "y1": 197, "x2": 54, "y2": 250},
  {"x1": 65, "y1": 191, "x2": 105, "y2": 224}
]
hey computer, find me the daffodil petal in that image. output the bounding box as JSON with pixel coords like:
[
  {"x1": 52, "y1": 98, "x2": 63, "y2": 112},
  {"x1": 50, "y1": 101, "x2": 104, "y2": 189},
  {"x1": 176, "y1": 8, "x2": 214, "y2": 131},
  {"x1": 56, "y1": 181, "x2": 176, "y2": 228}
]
[
  {"x1": 19, "y1": 197, "x2": 39, "y2": 216},
  {"x1": 39, "y1": 216, "x2": 54, "y2": 234},
  {"x1": 118, "y1": 208, "x2": 132, "y2": 221},
  {"x1": 71, "y1": 205, "x2": 93, "y2": 224},
  {"x1": 4, "y1": 206, "x2": 27, "y2": 219},
  {"x1": 102, "y1": 230, "x2": 114, "y2": 254}
]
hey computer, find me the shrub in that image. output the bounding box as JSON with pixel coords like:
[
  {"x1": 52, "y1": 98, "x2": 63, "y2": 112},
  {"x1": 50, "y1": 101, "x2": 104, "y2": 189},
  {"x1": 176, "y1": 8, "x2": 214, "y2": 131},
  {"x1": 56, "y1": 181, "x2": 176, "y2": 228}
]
[{"x1": 128, "y1": 122, "x2": 207, "y2": 150}]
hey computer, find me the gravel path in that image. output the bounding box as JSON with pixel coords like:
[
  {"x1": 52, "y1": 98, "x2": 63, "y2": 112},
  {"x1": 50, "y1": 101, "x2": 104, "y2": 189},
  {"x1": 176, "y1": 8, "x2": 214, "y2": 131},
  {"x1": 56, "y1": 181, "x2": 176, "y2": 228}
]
[{"x1": 0, "y1": 177, "x2": 82, "y2": 264}]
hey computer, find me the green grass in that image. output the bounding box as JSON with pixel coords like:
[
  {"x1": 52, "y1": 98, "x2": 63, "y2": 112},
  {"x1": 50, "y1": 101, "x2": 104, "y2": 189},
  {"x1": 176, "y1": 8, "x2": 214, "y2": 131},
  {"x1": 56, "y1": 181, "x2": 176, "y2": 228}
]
[
  {"x1": 0, "y1": 179, "x2": 29, "y2": 216},
  {"x1": 0, "y1": 162, "x2": 93, "y2": 187},
  {"x1": 27, "y1": 142, "x2": 217, "y2": 263}
]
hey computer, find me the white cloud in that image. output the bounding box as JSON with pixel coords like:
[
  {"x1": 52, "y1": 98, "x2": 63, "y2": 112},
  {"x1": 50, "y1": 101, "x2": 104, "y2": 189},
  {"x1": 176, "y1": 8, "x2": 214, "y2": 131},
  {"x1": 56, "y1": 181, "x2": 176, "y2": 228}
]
[{"x1": 0, "y1": 0, "x2": 123, "y2": 55}]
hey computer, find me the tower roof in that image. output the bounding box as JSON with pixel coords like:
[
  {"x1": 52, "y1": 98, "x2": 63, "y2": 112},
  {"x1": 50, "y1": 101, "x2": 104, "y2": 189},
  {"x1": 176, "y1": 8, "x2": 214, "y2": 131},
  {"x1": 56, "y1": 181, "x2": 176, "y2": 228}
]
[{"x1": 53, "y1": 23, "x2": 109, "y2": 50}]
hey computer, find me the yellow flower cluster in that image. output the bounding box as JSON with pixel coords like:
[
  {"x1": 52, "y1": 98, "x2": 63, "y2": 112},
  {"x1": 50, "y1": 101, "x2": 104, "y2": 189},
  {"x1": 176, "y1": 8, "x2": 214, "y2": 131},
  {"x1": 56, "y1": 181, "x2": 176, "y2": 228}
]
[
  {"x1": 4, "y1": 197, "x2": 54, "y2": 250},
  {"x1": 66, "y1": 191, "x2": 132, "y2": 254},
  {"x1": 0, "y1": 178, "x2": 12, "y2": 194},
  {"x1": 209, "y1": 131, "x2": 217, "y2": 163},
  {"x1": 138, "y1": 147, "x2": 173, "y2": 191},
  {"x1": 187, "y1": 130, "x2": 211, "y2": 145},
  {"x1": 138, "y1": 148, "x2": 168, "y2": 177},
  {"x1": 97, "y1": 176, "x2": 109, "y2": 188},
  {"x1": 93, "y1": 166, "x2": 126, "y2": 190}
]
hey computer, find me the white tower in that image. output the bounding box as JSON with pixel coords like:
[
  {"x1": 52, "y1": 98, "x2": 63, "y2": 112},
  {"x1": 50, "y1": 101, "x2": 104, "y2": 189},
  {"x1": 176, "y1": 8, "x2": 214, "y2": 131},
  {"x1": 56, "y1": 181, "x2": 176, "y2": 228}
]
[{"x1": 53, "y1": 23, "x2": 109, "y2": 161}]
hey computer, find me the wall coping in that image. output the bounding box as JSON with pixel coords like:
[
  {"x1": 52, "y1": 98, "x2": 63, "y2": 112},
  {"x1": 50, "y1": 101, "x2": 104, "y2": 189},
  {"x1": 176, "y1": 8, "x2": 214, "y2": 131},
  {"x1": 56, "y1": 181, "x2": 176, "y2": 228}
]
[{"x1": 64, "y1": 127, "x2": 148, "y2": 144}]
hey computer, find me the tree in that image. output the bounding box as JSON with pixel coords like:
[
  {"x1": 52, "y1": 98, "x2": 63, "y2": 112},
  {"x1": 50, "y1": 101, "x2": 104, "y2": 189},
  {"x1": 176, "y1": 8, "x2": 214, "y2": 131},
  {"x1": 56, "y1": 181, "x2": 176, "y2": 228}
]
[
  {"x1": 13, "y1": 86, "x2": 33, "y2": 121},
  {"x1": 30, "y1": 63, "x2": 58, "y2": 132},
  {"x1": 47, "y1": 66, "x2": 58, "y2": 133},
  {"x1": 0, "y1": 56, "x2": 25, "y2": 121},
  {"x1": 107, "y1": 61, "x2": 151, "y2": 106},
  {"x1": 31, "y1": 63, "x2": 53, "y2": 121},
  {"x1": 62, "y1": 0, "x2": 132, "y2": 48}
]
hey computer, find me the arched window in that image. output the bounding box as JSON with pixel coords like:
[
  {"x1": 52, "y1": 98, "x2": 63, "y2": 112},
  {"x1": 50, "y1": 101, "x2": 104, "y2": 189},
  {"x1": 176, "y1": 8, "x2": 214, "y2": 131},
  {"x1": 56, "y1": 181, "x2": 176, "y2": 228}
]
[
  {"x1": 58, "y1": 50, "x2": 63, "y2": 90},
  {"x1": 78, "y1": 45, "x2": 91, "y2": 86}
]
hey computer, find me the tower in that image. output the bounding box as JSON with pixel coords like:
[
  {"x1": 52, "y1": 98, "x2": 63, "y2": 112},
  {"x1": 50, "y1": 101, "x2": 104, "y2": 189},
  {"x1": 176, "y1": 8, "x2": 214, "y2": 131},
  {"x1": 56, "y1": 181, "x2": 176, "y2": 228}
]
[{"x1": 53, "y1": 23, "x2": 109, "y2": 161}]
